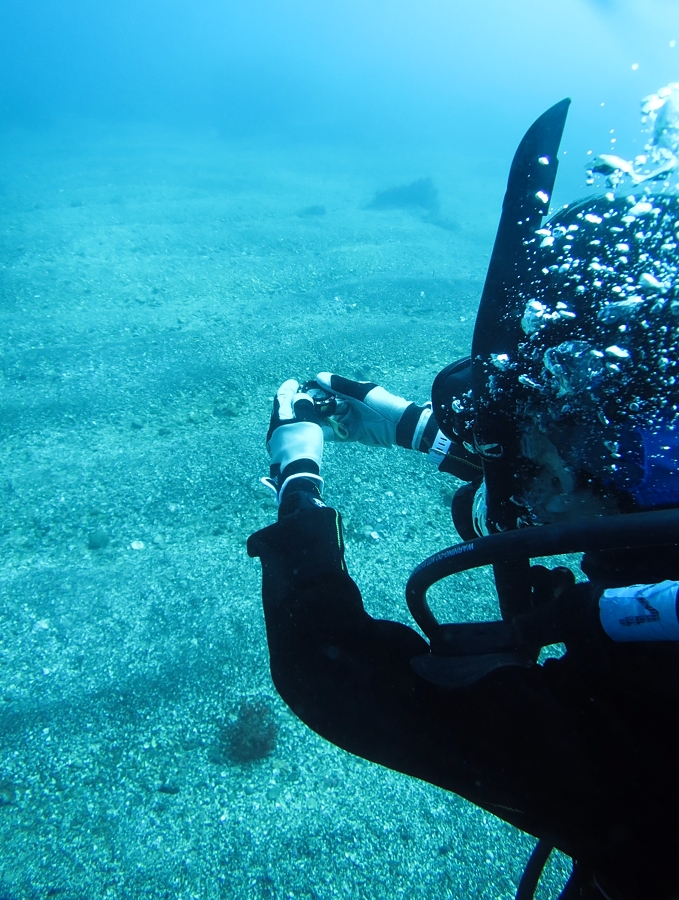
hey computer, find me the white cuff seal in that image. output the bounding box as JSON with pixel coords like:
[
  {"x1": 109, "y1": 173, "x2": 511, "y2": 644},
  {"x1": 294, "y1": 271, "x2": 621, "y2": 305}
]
[
  {"x1": 278, "y1": 473, "x2": 324, "y2": 505},
  {"x1": 411, "y1": 406, "x2": 432, "y2": 451}
]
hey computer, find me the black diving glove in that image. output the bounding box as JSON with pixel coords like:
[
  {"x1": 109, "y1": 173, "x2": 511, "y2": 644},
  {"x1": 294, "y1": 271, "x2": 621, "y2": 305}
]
[
  {"x1": 315, "y1": 371, "x2": 439, "y2": 451},
  {"x1": 263, "y1": 379, "x2": 326, "y2": 517}
]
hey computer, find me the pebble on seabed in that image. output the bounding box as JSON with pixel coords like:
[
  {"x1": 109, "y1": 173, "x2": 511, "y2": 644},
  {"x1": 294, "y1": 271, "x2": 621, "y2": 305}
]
[{"x1": 88, "y1": 529, "x2": 110, "y2": 550}]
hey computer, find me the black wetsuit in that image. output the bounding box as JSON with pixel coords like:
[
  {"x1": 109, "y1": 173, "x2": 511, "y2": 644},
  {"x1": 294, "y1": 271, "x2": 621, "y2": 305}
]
[{"x1": 247, "y1": 505, "x2": 679, "y2": 900}]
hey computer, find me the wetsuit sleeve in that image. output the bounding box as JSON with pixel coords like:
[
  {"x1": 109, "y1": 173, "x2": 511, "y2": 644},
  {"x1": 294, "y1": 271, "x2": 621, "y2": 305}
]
[
  {"x1": 247, "y1": 506, "x2": 579, "y2": 819},
  {"x1": 246, "y1": 505, "x2": 679, "y2": 899},
  {"x1": 247, "y1": 506, "x2": 438, "y2": 779}
]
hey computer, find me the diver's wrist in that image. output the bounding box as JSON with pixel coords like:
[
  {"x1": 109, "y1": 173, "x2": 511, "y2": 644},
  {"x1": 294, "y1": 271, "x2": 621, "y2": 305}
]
[{"x1": 599, "y1": 581, "x2": 679, "y2": 642}]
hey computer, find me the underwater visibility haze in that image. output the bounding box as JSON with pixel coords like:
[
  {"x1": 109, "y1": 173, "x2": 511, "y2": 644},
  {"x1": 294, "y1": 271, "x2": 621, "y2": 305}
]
[{"x1": 1, "y1": 0, "x2": 679, "y2": 897}]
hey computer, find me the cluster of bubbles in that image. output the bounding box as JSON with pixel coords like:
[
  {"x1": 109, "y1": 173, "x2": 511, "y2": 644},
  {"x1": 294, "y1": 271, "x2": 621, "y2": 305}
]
[
  {"x1": 587, "y1": 83, "x2": 679, "y2": 189},
  {"x1": 515, "y1": 193, "x2": 679, "y2": 425},
  {"x1": 489, "y1": 85, "x2": 679, "y2": 522}
]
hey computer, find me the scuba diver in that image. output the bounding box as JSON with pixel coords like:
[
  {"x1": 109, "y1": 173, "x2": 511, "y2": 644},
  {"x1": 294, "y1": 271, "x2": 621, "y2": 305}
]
[{"x1": 247, "y1": 93, "x2": 679, "y2": 900}]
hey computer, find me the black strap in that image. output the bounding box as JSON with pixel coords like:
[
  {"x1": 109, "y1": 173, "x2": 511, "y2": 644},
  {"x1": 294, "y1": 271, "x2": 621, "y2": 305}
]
[{"x1": 515, "y1": 840, "x2": 553, "y2": 900}]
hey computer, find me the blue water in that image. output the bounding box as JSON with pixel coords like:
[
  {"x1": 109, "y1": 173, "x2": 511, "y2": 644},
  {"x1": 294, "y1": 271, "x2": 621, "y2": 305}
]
[{"x1": 1, "y1": 2, "x2": 678, "y2": 898}]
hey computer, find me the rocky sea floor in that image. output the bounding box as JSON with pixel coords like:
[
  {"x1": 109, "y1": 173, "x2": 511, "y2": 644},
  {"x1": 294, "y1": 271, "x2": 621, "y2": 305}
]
[{"x1": 0, "y1": 125, "x2": 572, "y2": 899}]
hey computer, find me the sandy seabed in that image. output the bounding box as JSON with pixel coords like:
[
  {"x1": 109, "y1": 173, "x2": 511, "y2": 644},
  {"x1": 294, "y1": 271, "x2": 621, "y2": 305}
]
[{"x1": 0, "y1": 124, "x2": 571, "y2": 899}]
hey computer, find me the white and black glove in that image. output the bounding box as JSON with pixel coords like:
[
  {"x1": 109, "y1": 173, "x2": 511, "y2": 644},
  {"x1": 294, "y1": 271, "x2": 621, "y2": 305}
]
[
  {"x1": 315, "y1": 372, "x2": 438, "y2": 451},
  {"x1": 263, "y1": 379, "x2": 325, "y2": 510}
]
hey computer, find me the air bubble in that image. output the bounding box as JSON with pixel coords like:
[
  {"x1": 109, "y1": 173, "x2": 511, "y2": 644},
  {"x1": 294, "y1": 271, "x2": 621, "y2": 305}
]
[
  {"x1": 629, "y1": 201, "x2": 653, "y2": 216},
  {"x1": 639, "y1": 272, "x2": 665, "y2": 290},
  {"x1": 605, "y1": 345, "x2": 630, "y2": 359}
]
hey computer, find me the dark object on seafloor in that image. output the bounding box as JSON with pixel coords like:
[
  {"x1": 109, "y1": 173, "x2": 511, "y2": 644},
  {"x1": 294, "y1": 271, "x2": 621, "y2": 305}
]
[
  {"x1": 366, "y1": 178, "x2": 456, "y2": 229},
  {"x1": 366, "y1": 177, "x2": 439, "y2": 213},
  {"x1": 297, "y1": 204, "x2": 326, "y2": 218},
  {"x1": 88, "y1": 529, "x2": 110, "y2": 550},
  {"x1": 0, "y1": 781, "x2": 16, "y2": 806},
  {"x1": 210, "y1": 699, "x2": 278, "y2": 764},
  {"x1": 158, "y1": 783, "x2": 180, "y2": 795}
]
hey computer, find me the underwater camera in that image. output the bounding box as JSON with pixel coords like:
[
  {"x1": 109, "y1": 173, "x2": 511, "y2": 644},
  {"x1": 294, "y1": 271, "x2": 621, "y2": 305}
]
[{"x1": 301, "y1": 380, "x2": 338, "y2": 417}]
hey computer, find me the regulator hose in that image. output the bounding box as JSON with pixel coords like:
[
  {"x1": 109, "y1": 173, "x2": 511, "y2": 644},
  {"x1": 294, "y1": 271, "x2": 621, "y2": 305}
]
[{"x1": 406, "y1": 508, "x2": 679, "y2": 640}]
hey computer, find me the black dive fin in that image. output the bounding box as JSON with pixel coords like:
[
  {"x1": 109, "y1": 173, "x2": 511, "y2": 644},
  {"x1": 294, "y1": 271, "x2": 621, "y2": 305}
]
[
  {"x1": 469, "y1": 98, "x2": 570, "y2": 616},
  {"x1": 472, "y1": 98, "x2": 571, "y2": 365}
]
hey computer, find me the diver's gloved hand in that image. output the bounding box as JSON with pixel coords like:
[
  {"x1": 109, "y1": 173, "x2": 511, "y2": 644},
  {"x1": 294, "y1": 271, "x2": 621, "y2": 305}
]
[
  {"x1": 264, "y1": 379, "x2": 325, "y2": 513},
  {"x1": 316, "y1": 372, "x2": 433, "y2": 450}
]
